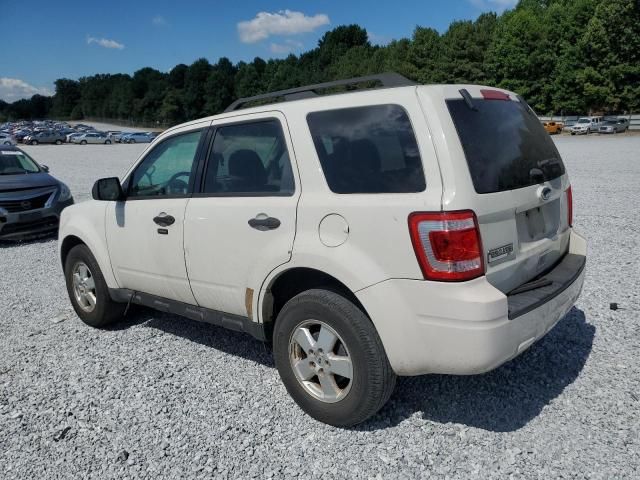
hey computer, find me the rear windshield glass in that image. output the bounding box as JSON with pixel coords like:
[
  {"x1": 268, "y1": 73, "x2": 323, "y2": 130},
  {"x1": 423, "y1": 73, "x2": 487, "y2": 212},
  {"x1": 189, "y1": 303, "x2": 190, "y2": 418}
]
[
  {"x1": 447, "y1": 98, "x2": 565, "y2": 194},
  {"x1": 307, "y1": 104, "x2": 425, "y2": 194}
]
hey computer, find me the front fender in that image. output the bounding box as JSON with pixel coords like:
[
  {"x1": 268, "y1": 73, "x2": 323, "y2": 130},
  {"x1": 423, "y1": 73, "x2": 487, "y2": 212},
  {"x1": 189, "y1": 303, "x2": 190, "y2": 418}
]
[{"x1": 58, "y1": 201, "x2": 118, "y2": 289}]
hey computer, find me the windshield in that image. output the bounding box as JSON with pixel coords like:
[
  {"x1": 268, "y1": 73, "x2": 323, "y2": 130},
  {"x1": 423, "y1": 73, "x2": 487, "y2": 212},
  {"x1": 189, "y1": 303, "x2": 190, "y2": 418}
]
[
  {"x1": 447, "y1": 98, "x2": 565, "y2": 194},
  {"x1": 577, "y1": 118, "x2": 590, "y2": 124},
  {"x1": 0, "y1": 150, "x2": 41, "y2": 175}
]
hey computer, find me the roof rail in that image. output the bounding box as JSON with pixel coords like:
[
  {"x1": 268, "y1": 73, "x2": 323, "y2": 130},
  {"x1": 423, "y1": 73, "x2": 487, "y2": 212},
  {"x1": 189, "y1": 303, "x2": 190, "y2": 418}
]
[{"x1": 224, "y1": 72, "x2": 417, "y2": 112}]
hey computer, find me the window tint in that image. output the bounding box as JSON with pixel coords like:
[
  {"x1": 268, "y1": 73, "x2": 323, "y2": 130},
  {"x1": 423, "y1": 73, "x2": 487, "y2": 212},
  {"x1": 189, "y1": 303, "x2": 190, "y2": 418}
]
[
  {"x1": 307, "y1": 104, "x2": 425, "y2": 194},
  {"x1": 203, "y1": 120, "x2": 294, "y2": 195},
  {"x1": 128, "y1": 130, "x2": 202, "y2": 198},
  {"x1": 447, "y1": 98, "x2": 565, "y2": 194}
]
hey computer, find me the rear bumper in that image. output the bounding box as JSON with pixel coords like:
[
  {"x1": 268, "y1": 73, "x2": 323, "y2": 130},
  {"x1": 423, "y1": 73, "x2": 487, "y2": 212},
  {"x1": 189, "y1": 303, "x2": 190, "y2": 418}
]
[
  {"x1": 0, "y1": 198, "x2": 74, "y2": 240},
  {"x1": 357, "y1": 230, "x2": 587, "y2": 376}
]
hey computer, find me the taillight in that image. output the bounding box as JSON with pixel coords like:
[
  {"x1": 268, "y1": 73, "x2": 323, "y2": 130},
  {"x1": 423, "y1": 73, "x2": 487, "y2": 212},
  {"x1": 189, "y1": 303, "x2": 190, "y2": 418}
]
[
  {"x1": 566, "y1": 185, "x2": 573, "y2": 227},
  {"x1": 408, "y1": 210, "x2": 485, "y2": 282}
]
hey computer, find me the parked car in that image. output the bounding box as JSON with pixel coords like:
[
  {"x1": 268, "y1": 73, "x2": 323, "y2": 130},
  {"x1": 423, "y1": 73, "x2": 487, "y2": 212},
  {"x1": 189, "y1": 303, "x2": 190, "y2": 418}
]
[
  {"x1": 0, "y1": 145, "x2": 73, "y2": 240},
  {"x1": 598, "y1": 118, "x2": 629, "y2": 134},
  {"x1": 568, "y1": 116, "x2": 603, "y2": 135},
  {"x1": 66, "y1": 132, "x2": 84, "y2": 144},
  {"x1": 122, "y1": 132, "x2": 155, "y2": 143},
  {"x1": 72, "y1": 132, "x2": 112, "y2": 145},
  {"x1": 543, "y1": 121, "x2": 563, "y2": 134},
  {"x1": 59, "y1": 74, "x2": 586, "y2": 427},
  {"x1": 0, "y1": 133, "x2": 17, "y2": 145},
  {"x1": 23, "y1": 131, "x2": 67, "y2": 145}
]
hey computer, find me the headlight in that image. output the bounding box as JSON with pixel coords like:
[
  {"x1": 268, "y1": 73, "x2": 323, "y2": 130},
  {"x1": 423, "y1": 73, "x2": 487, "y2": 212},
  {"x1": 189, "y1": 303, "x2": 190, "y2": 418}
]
[{"x1": 58, "y1": 182, "x2": 72, "y2": 202}]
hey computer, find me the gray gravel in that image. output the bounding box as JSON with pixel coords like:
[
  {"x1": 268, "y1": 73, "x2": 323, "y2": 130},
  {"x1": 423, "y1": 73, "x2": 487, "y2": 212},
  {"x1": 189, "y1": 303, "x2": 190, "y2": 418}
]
[{"x1": 1, "y1": 135, "x2": 639, "y2": 479}]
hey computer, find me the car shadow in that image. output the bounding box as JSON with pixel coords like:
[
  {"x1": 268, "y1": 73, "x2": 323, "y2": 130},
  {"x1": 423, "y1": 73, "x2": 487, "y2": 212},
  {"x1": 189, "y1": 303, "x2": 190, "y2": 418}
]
[
  {"x1": 113, "y1": 306, "x2": 274, "y2": 367},
  {"x1": 114, "y1": 306, "x2": 593, "y2": 433},
  {"x1": 358, "y1": 307, "x2": 594, "y2": 432},
  {"x1": 0, "y1": 234, "x2": 57, "y2": 248}
]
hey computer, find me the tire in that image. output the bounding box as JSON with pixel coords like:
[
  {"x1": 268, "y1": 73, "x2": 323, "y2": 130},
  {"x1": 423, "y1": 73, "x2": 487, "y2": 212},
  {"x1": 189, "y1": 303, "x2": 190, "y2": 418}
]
[
  {"x1": 80, "y1": 140, "x2": 87, "y2": 145},
  {"x1": 55, "y1": 139, "x2": 62, "y2": 145},
  {"x1": 273, "y1": 289, "x2": 396, "y2": 427},
  {"x1": 64, "y1": 244, "x2": 126, "y2": 328},
  {"x1": 3, "y1": 141, "x2": 10, "y2": 145},
  {"x1": 105, "y1": 140, "x2": 111, "y2": 144},
  {"x1": 31, "y1": 140, "x2": 38, "y2": 145}
]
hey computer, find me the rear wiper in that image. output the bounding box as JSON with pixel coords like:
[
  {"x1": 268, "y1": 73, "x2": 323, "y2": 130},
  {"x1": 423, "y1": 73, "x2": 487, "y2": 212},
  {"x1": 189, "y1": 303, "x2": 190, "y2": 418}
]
[
  {"x1": 458, "y1": 89, "x2": 477, "y2": 111},
  {"x1": 537, "y1": 158, "x2": 561, "y2": 168}
]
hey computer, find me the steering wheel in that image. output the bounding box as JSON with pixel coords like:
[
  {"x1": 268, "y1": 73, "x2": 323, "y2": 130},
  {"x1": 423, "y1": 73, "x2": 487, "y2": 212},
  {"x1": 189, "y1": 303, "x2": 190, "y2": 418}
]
[{"x1": 166, "y1": 171, "x2": 191, "y2": 195}]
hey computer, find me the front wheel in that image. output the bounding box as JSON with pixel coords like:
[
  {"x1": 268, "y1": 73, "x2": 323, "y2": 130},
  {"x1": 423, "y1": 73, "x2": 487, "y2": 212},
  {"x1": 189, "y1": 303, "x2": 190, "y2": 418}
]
[
  {"x1": 273, "y1": 289, "x2": 396, "y2": 427},
  {"x1": 64, "y1": 244, "x2": 126, "y2": 328},
  {"x1": 55, "y1": 139, "x2": 62, "y2": 145},
  {"x1": 31, "y1": 140, "x2": 38, "y2": 145},
  {"x1": 80, "y1": 140, "x2": 87, "y2": 145},
  {"x1": 105, "y1": 139, "x2": 111, "y2": 144}
]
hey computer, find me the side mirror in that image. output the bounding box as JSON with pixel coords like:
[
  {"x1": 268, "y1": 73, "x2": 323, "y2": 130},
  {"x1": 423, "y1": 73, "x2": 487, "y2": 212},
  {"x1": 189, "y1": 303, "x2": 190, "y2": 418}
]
[
  {"x1": 40, "y1": 164, "x2": 49, "y2": 172},
  {"x1": 92, "y1": 177, "x2": 125, "y2": 201}
]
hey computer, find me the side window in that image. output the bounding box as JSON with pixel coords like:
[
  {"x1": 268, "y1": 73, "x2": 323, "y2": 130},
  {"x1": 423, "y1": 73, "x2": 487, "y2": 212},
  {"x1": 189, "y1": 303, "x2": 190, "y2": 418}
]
[
  {"x1": 128, "y1": 130, "x2": 203, "y2": 198},
  {"x1": 307, "y1": 104, "x2": 426, "y2": 194},
  {"x1": 203, "y1": 120, "x2": 294, "y2": 195}
]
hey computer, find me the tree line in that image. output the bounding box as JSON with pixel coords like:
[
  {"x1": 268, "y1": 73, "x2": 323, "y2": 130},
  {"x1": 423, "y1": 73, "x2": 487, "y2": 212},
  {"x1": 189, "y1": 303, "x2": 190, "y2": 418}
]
[{"x1": 1, "y1": 0, "x2": 638, "y2": 125}]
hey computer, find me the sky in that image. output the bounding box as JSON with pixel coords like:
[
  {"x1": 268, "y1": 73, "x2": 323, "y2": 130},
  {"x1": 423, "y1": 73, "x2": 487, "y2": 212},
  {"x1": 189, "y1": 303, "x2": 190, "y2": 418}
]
[{"x1": 0, "y1": 0, "x2": 518, "y2": 102}]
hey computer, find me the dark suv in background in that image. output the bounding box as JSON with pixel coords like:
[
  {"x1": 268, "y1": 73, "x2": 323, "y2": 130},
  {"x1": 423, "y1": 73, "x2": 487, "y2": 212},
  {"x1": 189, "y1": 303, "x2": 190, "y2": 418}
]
[{"x1": 0, "y1": 146, "x2": 73, "y2": 240}]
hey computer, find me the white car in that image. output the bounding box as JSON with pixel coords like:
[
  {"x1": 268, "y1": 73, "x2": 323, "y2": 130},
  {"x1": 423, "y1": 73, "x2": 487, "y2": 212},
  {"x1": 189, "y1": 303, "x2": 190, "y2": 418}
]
[
  {"x1": 58, "y1": 74, "x2": 586, "y2": 426},
  {"x1": 0, "y1": 133, "x2": 16, "y2": 145},
  {"x1": 72, "y1": 132, "x2": 112, "y2": 145},
  {"x1": 569, "y1": 116, "x2": 603, "y2": 135}
]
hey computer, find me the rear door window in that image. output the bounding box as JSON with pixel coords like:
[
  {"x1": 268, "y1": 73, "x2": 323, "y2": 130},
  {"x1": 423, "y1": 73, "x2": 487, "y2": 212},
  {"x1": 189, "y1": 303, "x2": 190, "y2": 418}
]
[
  {"x1": 447, "y1": 98, "x2": 565, "y2": 194},
  {"x1": 202, "y1": 119, "x2": 294, "y2": 196},
  {"x1": 307, "y1": 104, "x2": 425, "y2": 194}
]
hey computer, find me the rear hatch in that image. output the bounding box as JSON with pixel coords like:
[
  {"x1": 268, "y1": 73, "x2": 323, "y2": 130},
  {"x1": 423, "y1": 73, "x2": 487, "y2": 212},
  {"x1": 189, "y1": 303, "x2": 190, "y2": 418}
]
[{"x1": 419, "y1": 86, "x2": 572, "y2": 293}]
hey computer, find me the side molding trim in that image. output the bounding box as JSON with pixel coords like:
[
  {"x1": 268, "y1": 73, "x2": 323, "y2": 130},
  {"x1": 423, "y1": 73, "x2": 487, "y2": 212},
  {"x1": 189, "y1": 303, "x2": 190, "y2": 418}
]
[{"x1": 109, "y1": 288, "x2": 268, "y2": 341}]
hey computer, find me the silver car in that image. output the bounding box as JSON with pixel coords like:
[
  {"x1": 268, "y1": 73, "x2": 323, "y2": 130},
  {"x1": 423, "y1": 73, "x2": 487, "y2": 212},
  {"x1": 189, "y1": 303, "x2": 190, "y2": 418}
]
[
  {"x1": 72, "y1": 132, "x2": 112, "y2": 145},
  {"x1": 598, "y1": 118, "x2": 629, "y2": 134},
  {"x1": 0, "y1": 133, "x2": 16, "y2": 146}
]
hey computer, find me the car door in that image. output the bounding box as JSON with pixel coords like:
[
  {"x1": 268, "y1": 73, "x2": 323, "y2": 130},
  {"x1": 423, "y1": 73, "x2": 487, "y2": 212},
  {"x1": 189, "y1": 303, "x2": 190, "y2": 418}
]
[
  {"x1": 184, "y1": 112, "x2": 300, "y2": 318},
  {"x1": 105, "y1": 123, "x2": 209, "y2": 304}
]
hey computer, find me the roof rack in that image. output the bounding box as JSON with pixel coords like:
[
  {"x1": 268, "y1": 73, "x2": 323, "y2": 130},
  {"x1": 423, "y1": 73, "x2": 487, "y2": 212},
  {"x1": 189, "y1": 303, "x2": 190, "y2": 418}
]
[{"x1": 224, "y1": 72, "x2": 417, "y2": 112}]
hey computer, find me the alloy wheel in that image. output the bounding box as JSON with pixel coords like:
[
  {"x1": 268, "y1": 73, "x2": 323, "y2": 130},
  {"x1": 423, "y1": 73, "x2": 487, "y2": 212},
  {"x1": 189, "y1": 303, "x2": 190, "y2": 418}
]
[
  {"x1": 72, "y1": 262, "x2": 97, "y2": 313},
  {"x1": 289, "y1": 319, "x2": 353, "y2": 403}
]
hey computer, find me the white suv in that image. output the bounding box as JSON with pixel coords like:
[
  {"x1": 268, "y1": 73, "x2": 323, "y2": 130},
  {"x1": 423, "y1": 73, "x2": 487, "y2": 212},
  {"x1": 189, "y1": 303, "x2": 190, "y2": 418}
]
[
  {"x1": 59, "y1": 74, "x2": 586, "y2": 426},
  {"x1": 569, "y1": 116, "x2": 602, "y2": 135}
]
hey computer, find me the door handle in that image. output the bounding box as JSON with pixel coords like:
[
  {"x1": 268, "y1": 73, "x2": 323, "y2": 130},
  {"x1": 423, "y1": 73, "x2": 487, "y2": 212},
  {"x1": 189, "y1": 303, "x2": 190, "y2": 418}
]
[
  {"x1": 153, "y1": 212, "x2": 175, "y2": 227},
  {"x1": 248, "y1": 215, "x2": 281, "y2": 231}
]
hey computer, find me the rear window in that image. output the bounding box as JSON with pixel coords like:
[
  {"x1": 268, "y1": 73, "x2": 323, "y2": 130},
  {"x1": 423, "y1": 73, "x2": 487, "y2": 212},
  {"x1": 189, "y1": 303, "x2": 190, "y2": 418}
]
[
  {"x1": 447, "y1": 98, "x2": 565, "y2": 194},
  {"x1": 307, "y1": 104, "x2": 425, "y2": 194}
]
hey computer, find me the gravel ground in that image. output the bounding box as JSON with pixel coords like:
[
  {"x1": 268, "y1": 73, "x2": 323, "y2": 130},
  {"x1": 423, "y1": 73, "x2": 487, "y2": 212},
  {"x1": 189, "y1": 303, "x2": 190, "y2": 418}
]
[{"x1": 1, "y1": 135, "x2": 639, "y2": 479}]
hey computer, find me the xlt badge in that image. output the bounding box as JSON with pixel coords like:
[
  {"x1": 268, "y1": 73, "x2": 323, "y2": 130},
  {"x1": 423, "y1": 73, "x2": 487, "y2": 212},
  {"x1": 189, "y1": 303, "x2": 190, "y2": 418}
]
[{"x1": 488, "y1": 243, "x2": 514, "y2": 263}]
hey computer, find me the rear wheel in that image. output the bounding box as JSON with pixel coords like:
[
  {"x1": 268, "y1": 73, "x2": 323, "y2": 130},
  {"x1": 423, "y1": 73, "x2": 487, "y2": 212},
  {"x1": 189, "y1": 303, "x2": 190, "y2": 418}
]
[
  {"x1": 105, "y1": 139, "x2": 111, "y2": 144},
  {"x1": 55, "y1": 139, "x2": 62, "y2": 145},
  {"x1": 3, "y1": 141, "x2": 10, "y2": 145},
  {"x1": 64, "y1": 244, "x2": 125, "y2": 328},
  {"x1": 31, "y1": 140, "x2": 38, "y2": 145},
  {"x1": 273, "y1": 289, "x2": 396, "y2": 427},
  {"x1": 80, "y1": 140, "x2": 87, "y2": 145}
]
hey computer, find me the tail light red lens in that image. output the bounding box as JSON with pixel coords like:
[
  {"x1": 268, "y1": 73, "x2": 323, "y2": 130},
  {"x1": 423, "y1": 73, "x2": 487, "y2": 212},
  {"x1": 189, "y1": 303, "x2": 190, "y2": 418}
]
[
  {"x1": 566, "y1": 185, "x2": 573, "y2": 227},
  {"x1": 408, "y1": 210, "x2": 485, "y2": 282}
]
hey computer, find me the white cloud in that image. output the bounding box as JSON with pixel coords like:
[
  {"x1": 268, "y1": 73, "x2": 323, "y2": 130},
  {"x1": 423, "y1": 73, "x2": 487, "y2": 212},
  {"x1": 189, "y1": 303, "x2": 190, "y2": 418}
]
[
  {"x1": 87, "y1": 36, "x2": 125, "y2": 50},
  {"x1": 238, "y1": 10, "x2": 330, "y2": 43},
  {"x1": 152, "y1": 15, "x2": 167, "y2": 26},
  {"x1": 468, "y1": 0, "x2": 517, "y2": 12},
  {"x1": 0, "y1": 78, "x2": 53, "y2": 102},
  {"x1": 270, "y1": 39, "x2": 304, "y2": 54}
]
